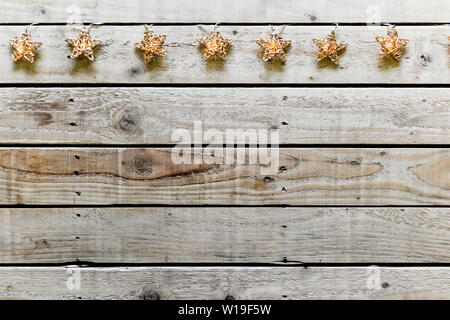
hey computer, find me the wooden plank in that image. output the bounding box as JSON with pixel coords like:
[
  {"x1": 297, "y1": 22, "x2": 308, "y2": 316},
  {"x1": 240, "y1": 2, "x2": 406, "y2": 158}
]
[
  {"x1": 1, "y1": 87, "x2": 449, "y2": 144},
  {"x1": 0, "y1": 207, "x2": 448, "y2": 264},
  {"x1": 0, "y1": 148, "x2": 449, "y2": 205},
  {"x1": 0, "y1": 0, "x2": 448, "y2": 23},
  {"x1": 0, "y1": 267, "x2": 449, "y2": 299},
  {"x1": 0, "y1": 26, "x2": 448, "y2": 84}
]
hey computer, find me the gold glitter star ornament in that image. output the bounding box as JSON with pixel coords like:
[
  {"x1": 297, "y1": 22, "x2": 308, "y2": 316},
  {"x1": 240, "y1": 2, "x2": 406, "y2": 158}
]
[
  {"x1": 9, "y1": 27, "x2": 42, "y2": 63},
  {"x1": 135, "y1": 25, "x2": 167, "y2": 63},
  {"x1": 376, "y1": 25, "x2": 408, "y2": 61},
  {"x1": 256, "y1": 31, "x2": 291, "y2": 62},
  {"x1": 313, "y1": 29, "x2": 346, "y2": 64},
  {"x1": 198, "y1": 30, "x2": 232, "y2": 61},
  {"x1": 66, "y1": 29, "x2": 101, "y2": 61}
]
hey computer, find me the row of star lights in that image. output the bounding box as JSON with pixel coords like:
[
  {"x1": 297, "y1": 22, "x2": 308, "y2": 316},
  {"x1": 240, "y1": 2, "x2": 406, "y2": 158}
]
[{"x1": 10, "y1": 25, "x2": 412, "y2": 64}]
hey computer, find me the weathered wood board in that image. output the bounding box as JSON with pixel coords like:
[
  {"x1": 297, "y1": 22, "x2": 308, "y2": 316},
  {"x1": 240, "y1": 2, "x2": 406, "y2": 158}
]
[
  {"x1": 1, "y1": 87, "x2": 449, "y2": 144},
  {"x1": 1, "y1": 26, "x2": 448, "y2": 84},
  {"x1": 0, "y1": 148, "x2": 449, "y2": 205},
  {"x1": 0, "y1": 267, "x2": 449, "y2": 300},
  {"x1": 1, "y1": 207, "x2": 448, "y2": 264},
  {"x1": 0, "y1": 0, "x2": 448, "y2": 23}
]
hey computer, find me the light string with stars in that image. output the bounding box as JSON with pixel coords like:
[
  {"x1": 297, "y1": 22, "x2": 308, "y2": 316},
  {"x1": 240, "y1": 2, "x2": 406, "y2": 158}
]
[
  {"x1": 7, "y1": 23, "x2": 446, "y2": 67},
  {"x1": 256, "y1": 25, "x2": 291, "y2": 62},
  {"x1": 9, "y1": 23, "x2": 42, "y2": 64},
  {"x1": 313, "y1": 23, "x2": 346, "y2": 64},
  {"x1": 66, "y1": 23, "x2": 102, "y2": 61},
  {"x1": 375, "y1": 24, "x2": 409, "y2": 61},
  {"x1": 197, "y1": 23, "x2": 232, "y2": 61},
  {"x1": 134, "y1": 24, "x2": 167, "y2": 63}
]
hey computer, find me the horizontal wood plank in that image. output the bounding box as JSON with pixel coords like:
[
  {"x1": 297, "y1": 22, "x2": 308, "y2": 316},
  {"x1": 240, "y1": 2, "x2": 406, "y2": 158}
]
[
  {"x1": 0, "y1": 0, "x2": 448, "y2": 23},
  {"x1": 0, "y1": 267, "x2": 449, "y2": 299},
  {"x1": 0, "y1": 148, "x2": 449, "y2": 205},
  {"x1": 0, "y1": 207, "x2": 448, "y2": 264},
  {"x1": 0, "y1": 26, "x2": 448, "y2": 84},
  {"x1": 1, "y1": 87, "x2": 449, "y2": 144}
]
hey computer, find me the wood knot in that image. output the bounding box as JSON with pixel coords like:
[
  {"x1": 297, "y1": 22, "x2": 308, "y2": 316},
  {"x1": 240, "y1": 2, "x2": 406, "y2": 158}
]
[
  {"x1": 134, "y1": 157, "x2": 153, "y2": 174},
  {"x1": 419, "y1": 54, "x2": 432, "y2": 66},
  {"x1": 120, "y1": 149, "x2": 157, "y2": 179},
  {"x1": 122, "y1": 152, "x2": 154, "y2": 176},
  {"x1": 114, "y1": 109, "x2": 142, "y2": 135},
  {"x1": 140, "y1": 289, "x2": 160, "y2": 300},
  {"x1": 129, "y1": 66, "x2": 142, "y2": 75},
  {"x1": 34, "y1": 239, "x2": 49, "y2": 249}
]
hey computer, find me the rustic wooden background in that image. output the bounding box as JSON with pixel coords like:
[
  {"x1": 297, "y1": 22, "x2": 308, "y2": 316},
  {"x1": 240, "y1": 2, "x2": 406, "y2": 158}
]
[{"x1": 0, "y1": 0, "x2": 449, "y2": 299}]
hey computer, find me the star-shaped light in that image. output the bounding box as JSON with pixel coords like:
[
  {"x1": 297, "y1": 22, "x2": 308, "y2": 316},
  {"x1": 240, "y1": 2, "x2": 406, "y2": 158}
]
[
  {"x1": 9, "y1": 29, "x2": 42, "y2": 63},
  {"x1": 256, "y1": 33, "x2": 291, "y2": 62},
  {"x1": 313, "y1": 30, "x2": 346, "y2": 64},
  {"x1": 66, "y1": 30, "x2": 101, "y2": 61},
  {"x1": 135, "y1": 26, "x2": 167, "y2": 63},
  {"x1": 376, "y1": 25, "x2": 408, "y2": 61},
  {"x1": 198, "y1": 31, "x2": 232, "y2": 61}
]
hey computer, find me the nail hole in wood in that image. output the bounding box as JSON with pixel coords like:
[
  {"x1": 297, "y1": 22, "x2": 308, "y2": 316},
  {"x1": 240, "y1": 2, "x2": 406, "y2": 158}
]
[{"x1": 264, "y1": 176, "x2": 274, "y2": 183}]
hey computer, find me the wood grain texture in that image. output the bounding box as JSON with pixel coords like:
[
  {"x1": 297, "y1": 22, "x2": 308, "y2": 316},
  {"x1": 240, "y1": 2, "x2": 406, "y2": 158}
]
[
  {"x1": 1, "y1": 87, "x2": 449, "y2": 144},
  {"x1": 0, "y1": 0, "x2": 448, "y2": 23},
  {"x1": 0, "y1": 267, "x2": 449, "y2": 300},
  {"x1": 0, "y1": 148, "x2": 449, "y2": 205},
  {"x1": 0, "y1": 26, "x2": 448, "y2": 84},
  {"x1": 0, "y1": 207, "x2": 449, "y2": 264}
]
